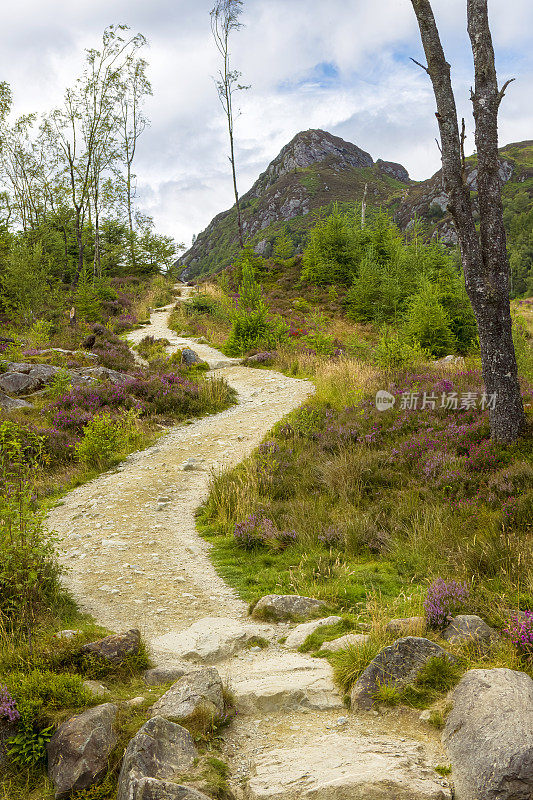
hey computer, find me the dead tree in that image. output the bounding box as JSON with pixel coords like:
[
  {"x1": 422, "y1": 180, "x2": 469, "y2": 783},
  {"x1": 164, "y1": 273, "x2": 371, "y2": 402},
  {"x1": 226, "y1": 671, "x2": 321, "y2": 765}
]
[
  {"x1": 211, "y1": 0, "x2": 249, "y2": 249},
  {"x1": 410, "y1": 0, "x2": 525, "y2": 442}
]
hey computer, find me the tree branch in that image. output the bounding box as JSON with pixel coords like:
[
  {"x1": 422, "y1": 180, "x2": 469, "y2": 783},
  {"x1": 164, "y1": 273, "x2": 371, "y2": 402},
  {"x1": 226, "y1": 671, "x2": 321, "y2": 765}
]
[{"x1": 410, "y1": 57, "x2": 429, "y2": 74}]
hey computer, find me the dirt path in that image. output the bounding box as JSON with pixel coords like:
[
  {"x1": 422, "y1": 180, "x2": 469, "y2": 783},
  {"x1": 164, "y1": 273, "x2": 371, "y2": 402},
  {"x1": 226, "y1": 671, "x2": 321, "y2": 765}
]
[{"x1": 48, "y1": 291, "x2": 314, "y2": 649}]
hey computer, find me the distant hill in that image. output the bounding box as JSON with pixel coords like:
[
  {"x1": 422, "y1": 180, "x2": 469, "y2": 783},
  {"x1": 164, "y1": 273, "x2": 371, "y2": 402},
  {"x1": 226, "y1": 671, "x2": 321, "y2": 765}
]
[{"x1": 178, "y1": 130, "x2": 533, "y2": 296}]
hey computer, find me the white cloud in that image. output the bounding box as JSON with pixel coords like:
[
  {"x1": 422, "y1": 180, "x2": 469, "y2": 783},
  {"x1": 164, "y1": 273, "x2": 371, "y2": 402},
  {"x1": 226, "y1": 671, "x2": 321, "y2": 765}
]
[{"x1": 0, "y1": 0, "x2": 531, "y2": 247}]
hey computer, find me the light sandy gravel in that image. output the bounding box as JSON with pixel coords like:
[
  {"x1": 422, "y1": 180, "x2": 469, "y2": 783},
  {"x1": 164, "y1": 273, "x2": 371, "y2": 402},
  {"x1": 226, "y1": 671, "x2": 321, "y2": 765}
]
[{"x1": 48, "y1": 290, "x2": 314, "y2": 648}]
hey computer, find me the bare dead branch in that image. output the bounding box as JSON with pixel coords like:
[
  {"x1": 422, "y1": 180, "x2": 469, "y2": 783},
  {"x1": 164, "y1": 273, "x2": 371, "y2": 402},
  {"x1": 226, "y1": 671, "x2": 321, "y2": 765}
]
[
  {"x1": 410, "y1": 57, "x2": 430, "y2": 74},
  {"x1": 497, "y1": 77, "x2": 515, "y2": 106}
]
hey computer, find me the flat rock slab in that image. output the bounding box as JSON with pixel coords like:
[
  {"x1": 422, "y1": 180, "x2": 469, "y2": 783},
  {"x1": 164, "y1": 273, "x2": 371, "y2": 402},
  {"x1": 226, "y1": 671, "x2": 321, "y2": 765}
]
[
  {"x1": 151, "y1": 617, "x2": 274, "y2": 664},
  {"x1": 133, "y1": 780, "x2": 212, "y2": 800},
  {"x1": 284, "y1": 616, "x2": 342, "y2": 650},
  {"x1": 117, "y1": 716, "x2": 197, "y2": 800},
  {"x1": 443, "y1": 668, "x2": 533, "y2": 800},
  {"x1": 319, "y1": 633, "x2": 370, "y2": 653},
  {"x1": 351, "y1": 637, "x2": 454, "y2": 710},
  {"x1": 0, "y1": 390, "x2": 31, "y2": 410},
  {"x1": 251, "y1": 594, "x2": 327, "y2": 622},
  {"x1": 245, "y1": 733, "x2": 451, "y2": 799},
  {"x1": 225, "y1": 651, "x2": 343, "y2": 713}
]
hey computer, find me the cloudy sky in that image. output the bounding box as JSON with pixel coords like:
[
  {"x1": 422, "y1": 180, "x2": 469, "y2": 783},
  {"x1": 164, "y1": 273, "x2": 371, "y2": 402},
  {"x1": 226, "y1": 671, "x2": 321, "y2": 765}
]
[{"x1": 1, "y1": 0, "x2": 532, "y2": 248}]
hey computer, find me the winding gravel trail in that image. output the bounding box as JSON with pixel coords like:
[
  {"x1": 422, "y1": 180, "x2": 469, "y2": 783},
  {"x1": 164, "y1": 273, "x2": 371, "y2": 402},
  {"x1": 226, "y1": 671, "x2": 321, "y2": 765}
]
[{"x1": 48, "y1": 291, "x2": 314, "y2": 654}]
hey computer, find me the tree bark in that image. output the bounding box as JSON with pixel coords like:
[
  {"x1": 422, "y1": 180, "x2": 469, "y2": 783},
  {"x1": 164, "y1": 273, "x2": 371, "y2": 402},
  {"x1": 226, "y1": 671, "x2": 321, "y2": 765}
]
[{"x1": 410, "y1": 0, "x2": 525, "y2": 442}]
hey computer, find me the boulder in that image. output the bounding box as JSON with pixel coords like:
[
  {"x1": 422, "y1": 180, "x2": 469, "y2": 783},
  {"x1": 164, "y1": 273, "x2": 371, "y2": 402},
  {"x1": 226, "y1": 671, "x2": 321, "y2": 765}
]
[
  {"x1": 284, "y1": 616, "x2": 342, "y2": 649},
  {"x1": 81, "y1": 629, "x2": 141, "y2": 664},
  {"x1": 5, "y1": 361, "x2": 33, "y2": 373},
  {"x1": 149, "y1": 668, "x2": 224, "y2": 732},
  {"x1": 181, "y1": 348, "x2": 203, "y2": 366},
  {"x1": 245, "y1": 733, "x2": 451, "y2": 799},
  {"x1": 319, "y1": 633, "x2": 370, "y2": 653},
  {"x1": 350, "y1": 637, "x2": 455, "y2": 710},
  {"x1": 386, "y1": 616, "x2": 426, "y2": 636},
  {"x1": 0, "y1": 371, "x2": 40, "y2": 395},
  {"x1": 441, "y1": 614, "x2": 499, "y2": 646},
  {"x1": 443, "y1": 668, "x2": 533, "y2": 800},
  {"x1": 227, "y1": 651, "x2": 343, "y2": 714},
  {"x1": 47, "y1": 703, "x2": 118, "y2": 799},
  {"x1": 29, "y1": 364, "x2": 59, "y2": 383},
  {"x1": 117, "y1": 716, "x2": 197, "y2": 800},
  {"x1": 0, "y1": 391, "x2": 32, "y2": 411},
  {"x1": 151, "y1": 617, "x2": 273, "y2": 664},
  {"x1": 143, "y1": 666, "x2": 189, "y2": 686},
  {"x1": 129, "y1": 781, "x2": 212, "y2": 800},
  {"x1": 251, "y1": 594, "x2": 327, "y2": 623}
]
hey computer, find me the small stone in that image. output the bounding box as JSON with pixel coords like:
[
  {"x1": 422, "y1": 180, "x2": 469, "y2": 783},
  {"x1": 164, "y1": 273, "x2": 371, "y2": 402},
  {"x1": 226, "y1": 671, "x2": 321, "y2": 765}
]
[
  {"x1": 81, "y1": 629, "x2": 141, "y2": 664},
  {"x1": 442, "y1": 615, "x2": 499, "y2": 647},
  {"x1": 419, "y1": 709, "x2": 432, "y2": 722},
  {"x1": 126, "y1": 696, "x2": 146, "y2": 707},
  {"x1": 284, "y1": 616, "x2": 342, "y2": 649},
  {"x1": 143, "y1": 667, "x2": 188, "y2": 686},
  {"x1": 319, "y1": 633, "x2": 370, "y2": 653},
  {"x1": 386, "y1": 616, "x2": 426, "y2": 636},
  {"x1": 251, "y1": 594, "x2": 327, "y2": 623},
  {"x1": 82, "y1": 680, "x2": 111, "y2": 699}
]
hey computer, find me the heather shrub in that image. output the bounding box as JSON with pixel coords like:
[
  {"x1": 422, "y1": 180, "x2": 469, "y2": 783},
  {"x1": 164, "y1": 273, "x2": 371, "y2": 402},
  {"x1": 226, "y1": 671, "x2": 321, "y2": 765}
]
[
  {"x1": 0, "y1": 685, "x2": 20, "y2": 723},
  {"x1": 505, "y1": 611, "x2": 533, "y2": 658},
  {"x1": 75, "y1": 409, "x2": 142, "y2": 468},
  {"x1": 233, "y1": 514, "x2": 297, "y2": 550},
  {"x1": 135, "y1": 334, "x2": 170, "y2": 362},
  {"x1": 47, "y1": 367, "x2": 72, "y2": 400},
  {"x1": 424, "y1": 579, "x2": 469, "y2": 628}
]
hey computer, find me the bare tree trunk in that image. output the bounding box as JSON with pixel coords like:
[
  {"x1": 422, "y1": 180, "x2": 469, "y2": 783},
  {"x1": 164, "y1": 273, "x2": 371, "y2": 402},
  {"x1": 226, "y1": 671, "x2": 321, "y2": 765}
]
[
  {"x1": 227, "y1": 100, "x2": 244, "y2": 248},
  {"x1": 410, "y1": 0, "x2": 525, "y2": 442},
  {"x1": 126, "y1": 160, "x2": 137, "y2": 271}
]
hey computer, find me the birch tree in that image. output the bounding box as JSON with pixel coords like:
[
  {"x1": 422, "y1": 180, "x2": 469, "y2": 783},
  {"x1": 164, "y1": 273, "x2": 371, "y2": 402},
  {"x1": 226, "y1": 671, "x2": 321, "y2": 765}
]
[
  {"x1": 210, "y1": 0, "x2": 249, "y2": 249},
  {"x1": 410, "y1": 0, "x2": 526, "y2": 442}
]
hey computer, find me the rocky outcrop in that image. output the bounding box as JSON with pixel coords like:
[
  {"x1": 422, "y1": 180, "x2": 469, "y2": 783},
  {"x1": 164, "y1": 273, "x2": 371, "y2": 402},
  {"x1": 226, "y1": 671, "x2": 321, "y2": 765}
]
[
  {"x1": 81, "y1": 629, "x2": 141, "y2": 664},
  {"x1": 47, "y1": 703, "x2": 118, "y2": 798},
  {"x1": 251, "y1": 594, "x2": 327, "y2": 622},
  {"x1": 151, "y1": 617, "x2": 273, "y2": 664},
  {"x1": 245, "y1": 733, "x2": 451, "y2": 799},
  {"x1": 117, "y1": 716, "x2": 197, "y2": 800},
  {"x1": 149, "y1": 668, "x2": 224, "y2": 732},
  {"x1": 284, "y1": 616, "x2": 342, "y2": 649},
  {"x1": 443, "y1": 668, "x2": 533, "y2": 799},
  {"x1": 350, "y1": 637, "x2": 454, "y2": 709},
  {"x1": 0, "y1": 390, "x2": 31, "y2": 410},
  {"x1": 376, "y1": 158, "x2": 410, "y2": 183}
]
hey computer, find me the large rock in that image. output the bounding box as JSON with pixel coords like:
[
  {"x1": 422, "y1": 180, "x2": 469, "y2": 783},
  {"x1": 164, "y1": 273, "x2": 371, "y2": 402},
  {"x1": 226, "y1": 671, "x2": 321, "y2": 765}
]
[
  {"x1": 284, "y1": 616, "x2": 342, "y2": 649},
  {"x1": 227, "y1": 651, "x2": 343, "y2": 714},
  {"x1": 81, "y1": 629, "x2": 141, "y2": 664},
  {"x1": 443, "y1": 668, "x2": 533, "y2": 799},
  {"x1": 0, "y1": 390, "x2": 32, "y2": 411},
  {"x1": 350, "y1": 637, "x2": 454, "y2": 710},
  {"x1": 149, "y1": 668, "x2": 224, "y2": 732},
  {"x1": 319, "y1": 633, "x2": 370, "y2": 653},
  {"x1": 143, "y1": 666, "x2": 189, "y2": 686},
  {"x1": 28, "y1": 364, "x2": 59, "y2": 383},
  {"x1": 0, "y1": 371, "x2": 40, "y2": 395},
  {"x1": 47, "y1": 703, "x2": 118, "y2": 799},
  {"x1": 245, "y1": 733, "x2": 451, "y2": 799},
  {"x1": 441, "y1": 615, "x2": 499, "y2": 646},
  {"x1": 117, "y1": 716, "x2": 197, "y2": 800},
  {"x1": 181, "y1": 348, "x2": 203, "y2": 366},
  {"x1": 131, "y1": 781, "x2": 212, "y2": 800},
  {"x1": 151, "y1": 617, "x2": 273, "y2": 664},
  {"x1": 79, "y1": 366, "x2": 131, "y2": 383},
  {"x1": 251, "y1": 594, "x2": 327, "y2": 622}
]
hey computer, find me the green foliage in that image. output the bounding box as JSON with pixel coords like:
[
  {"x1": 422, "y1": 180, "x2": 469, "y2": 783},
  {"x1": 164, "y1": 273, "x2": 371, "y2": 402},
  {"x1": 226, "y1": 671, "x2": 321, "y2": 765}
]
[
  {"x1": 47, "y1": 368, "x2": 72, "y2": 400},
  {"x1": 5, "y1": 670, "x2": 91, "y2": 767},
  {"x1": 0, "y1": 422, "x2": 62, "y2": 633},
  {"x1": 374, "y1": 328, "x2": 428, "y2": 369},
  {"x1": 512, "y1": 313, "x2": 533, "y2": 383},
  {"x1": 75, "y1": 409, "x2": 142, "y2": 469},
  {"x1": 225, "y1": 256, "x2": 288, "y2": 356},
  {"x1": 0, "y1": 239, "x2": 51, "y2": 323},
  {"x1": 272, "y1": 226, "x2": 294, "y2": 261},
  {"x1": 403, "y1": 278, "x2": 457, "y2": 357},
  {"x1": 301, "y1": 204, "x2": 363, "y2": 285}
]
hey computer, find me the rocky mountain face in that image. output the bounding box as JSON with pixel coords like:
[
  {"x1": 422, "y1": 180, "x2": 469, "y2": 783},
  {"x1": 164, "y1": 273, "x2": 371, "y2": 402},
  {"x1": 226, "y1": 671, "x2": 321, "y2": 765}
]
[
  {"x1": 178, "y1": 129, "x2": 411, "y2": 278},
  {"x1": 178, "y1": 130, "x2": 533, "y2": 282}
]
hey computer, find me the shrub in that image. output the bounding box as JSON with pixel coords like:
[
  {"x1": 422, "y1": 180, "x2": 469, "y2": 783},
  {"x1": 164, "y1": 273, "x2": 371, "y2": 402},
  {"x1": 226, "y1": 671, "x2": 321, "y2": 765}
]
[
  {"x1": 233, "y1": 514, "x2": 297, "y2": 550},
  {"x1": 505, "y1": 611, "x2": 533, "y2": 658},
  {"x1": 424, "y1": 579, "x2": 469, "y2": 628},
  {"x1": 75, "y1": 409, "x2": 142, "y2": 468},
  {"x1": 403, "y1": 279, "x2": 457, "y2": 357},
  {"x1": 374, "y1": 328, "x2": 428, "y2": 369},
  {"x1": 0, "y1": 685, "x2": 20, "y2": 722},
  {"x1": 0, "y1": 422, "x2": 62, "y2": 632}
]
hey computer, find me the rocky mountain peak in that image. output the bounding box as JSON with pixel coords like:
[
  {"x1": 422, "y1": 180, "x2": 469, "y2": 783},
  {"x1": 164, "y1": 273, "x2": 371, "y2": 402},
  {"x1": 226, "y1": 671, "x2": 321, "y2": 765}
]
[{"x1": 250, "y1": 129, "x2": 374, "y2": 197}]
